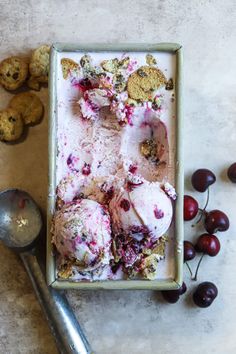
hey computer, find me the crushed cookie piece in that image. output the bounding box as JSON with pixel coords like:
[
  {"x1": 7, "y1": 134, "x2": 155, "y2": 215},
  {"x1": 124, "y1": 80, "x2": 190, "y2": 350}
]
[
  {"x1": 165, "y1": 78, "x2": 174, "y2": 90},
  {"x1": 140, "y1": 139, "x2": 160, "y2": 164},
  {"x1": 58, "y1": 262, "x2": 73, "y2": 279},
  {"x1": 140, "y1": 139, "x2": 155, "y2": 158},
  {"x1": 141, "y1": 254, "x2": 159, "y2": 280},
  {"x1": 151, "y1": 237, "x2": 167, "y2": 258},
  {"x1": 126, "y1": 266, "x2": 139, "y2": 279},
  {"x1": 114, "y1": 81, "x2": 126, "y2": 93},
  {"x1": 80, "y1": 54, "x2": 92, "y2": 68},
  {"x1": 118, "y1": 56, "x2": 130, "y2": 68},
  {"x1": 142, "y1": 248, "x2": 152, "y2": 256},
  {"x1": 113, "y1": 73, "x2": 126, "y2": 93},
  {"x1": 101, "y1": 58, "x2": 119, "y2": 73},
  {"x1": 146, "y1": 54, "x2": 157, "y2": 66},
  {"x1": 61, "y1": 58, "x2": 80, "y2": 79}
]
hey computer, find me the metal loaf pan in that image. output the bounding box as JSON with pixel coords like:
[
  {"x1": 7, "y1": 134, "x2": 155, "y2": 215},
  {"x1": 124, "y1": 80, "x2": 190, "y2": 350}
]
[{"x1": 47, "y1": 43, "x2": 183, "y2": 290}]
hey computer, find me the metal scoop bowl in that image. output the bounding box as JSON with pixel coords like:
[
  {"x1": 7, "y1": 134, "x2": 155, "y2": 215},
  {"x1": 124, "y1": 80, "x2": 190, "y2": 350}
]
[
  {"x1": 0, "y1": 189, "x2": 42, "y2": 250},
  {"x1": 0, "y1": 189, "x2": 92, "y2": 354}
]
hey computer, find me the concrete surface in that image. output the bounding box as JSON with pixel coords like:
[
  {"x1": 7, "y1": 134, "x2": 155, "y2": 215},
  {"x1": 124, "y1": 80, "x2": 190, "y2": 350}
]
[{"x1": 0, "y1": 0, "x2": 236, "y2": 353}]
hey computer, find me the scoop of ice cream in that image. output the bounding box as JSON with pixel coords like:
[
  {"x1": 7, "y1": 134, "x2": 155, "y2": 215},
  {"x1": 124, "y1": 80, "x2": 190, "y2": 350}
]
[
  {"x1": 109, "y1": 180, "x2": 173, "y2": 241},
  {"x1": 53, "y1": 199, "x2": 112, "y2": 271}
]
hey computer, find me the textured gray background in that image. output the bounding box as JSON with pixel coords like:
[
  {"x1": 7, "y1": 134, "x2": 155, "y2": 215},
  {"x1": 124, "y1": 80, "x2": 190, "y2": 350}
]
[{"x1": 0, "y1": 1, "x2": 236, "y2": 353}]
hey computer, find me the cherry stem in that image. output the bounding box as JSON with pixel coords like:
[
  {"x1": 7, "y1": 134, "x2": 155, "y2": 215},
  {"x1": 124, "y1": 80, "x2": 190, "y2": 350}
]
[
  {"x1": 185, "y1": 261, "x2": 193, "y2": 278},
  {"x1": 195, "y1": 188, "x2": 210, "y2": 224},
  {"x1": 203, "y1": 187, "x2": 210, "y2": 210},
  {"x1": 193, "y1": 253, "x2": 205, "y2": 281}
]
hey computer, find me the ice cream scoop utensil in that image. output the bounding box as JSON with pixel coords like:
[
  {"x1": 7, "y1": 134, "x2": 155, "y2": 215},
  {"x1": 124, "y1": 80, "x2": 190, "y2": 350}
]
[{"x1": 0, "y1": 189, "x2": 92, "y2": 354}]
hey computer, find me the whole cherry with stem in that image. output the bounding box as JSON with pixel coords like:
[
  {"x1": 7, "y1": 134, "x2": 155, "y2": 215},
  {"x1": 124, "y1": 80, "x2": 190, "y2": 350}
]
[
  {"x1": 184, "y1": 241, "x2": 196, "y2": 278},
  {"x1": 184, "y1": 195, "x2": 199, "y2": 221},
  {"x1": 191, "y1": 169, "x2": 216, "y2": 224},
  {"x1": 204, "y1": 209, "x2": 230, "y2": 234},
  {"x1": 193, "y1": 233, "x2": 221, "y2": 281},
  {"x1": 191, "y1": 169, "x2": 216, "y2": 192}
]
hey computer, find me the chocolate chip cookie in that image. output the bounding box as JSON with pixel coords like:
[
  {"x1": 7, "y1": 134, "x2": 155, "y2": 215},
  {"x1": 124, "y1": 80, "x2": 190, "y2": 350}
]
[
  {"x1": 127, "y1": 65, "x2": 167, "y2": 101},
  {"x1": 0, "y1": 108, "x2": 23, "y2": 141},
  {"x1": 9, "y1": 92, "x2": 44, "y2": 125},
  {"x1": 29, "y1": 45, "x2": 50, "y2": 82},
  {"x1": 0, "y1": 56, "x2": 28, "y2": 91}
]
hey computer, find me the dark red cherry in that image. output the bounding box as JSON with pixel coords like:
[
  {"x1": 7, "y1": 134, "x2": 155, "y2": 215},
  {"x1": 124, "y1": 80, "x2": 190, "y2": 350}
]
[
  {"x1": 204, "y1": 210, "x2": 229, "y2": 233},
  {"x1": 161, "y1": 282, "x2": 187, "y2": 303},
  {"x1": 184, "y1": 195, "x2": 199, "y2": 221},
  {"x1": 193, "y1": 282, "x2": 218, "y2": 308},
  {"x1": 227, "y1": 163, "x2": 236, "y2": 183},
  {"x1": 162, "y1": 290, "x2": 179, "y2": 303},
  {"x1": 195, "y1": 234, "x2": 220, "y2": 257},
  {"x1": 191, "y1": 169, "x2": 216, "y2": 192},
  {"x1": 178, "y1": 282, "x2": 187, "y2": 295},
  {"x1": 184, "y1": 241, "x2": 196, "y2": 262}
]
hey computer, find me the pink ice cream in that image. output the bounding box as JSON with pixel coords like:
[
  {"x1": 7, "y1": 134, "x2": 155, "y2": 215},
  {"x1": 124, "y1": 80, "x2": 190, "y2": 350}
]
[
  {"x1": 53, "y1": 199, "x2": 112, "y2": 271},
  {"x1": 55, "y1": 51, "x2": 176, "y2": 281},
  {"x1": 78, "y1": 88, "x2": 111, "y2": 120},
  {"x1": 109, "y1": 180, "x2": 173, "y2": 241}
]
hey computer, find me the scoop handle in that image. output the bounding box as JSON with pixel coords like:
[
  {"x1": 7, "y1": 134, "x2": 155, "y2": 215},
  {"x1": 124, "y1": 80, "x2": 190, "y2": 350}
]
[{"x1": 20, "y1": 253, "x2": 93, "y2": 354}]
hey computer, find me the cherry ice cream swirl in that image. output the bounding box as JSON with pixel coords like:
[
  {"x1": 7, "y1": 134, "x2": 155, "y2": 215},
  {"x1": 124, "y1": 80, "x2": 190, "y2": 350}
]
[
  {"x1": 109, "y1": 179, "x2": 173, "y2": 242},
  {"x1": 52, "y1": 199, "x2": 112, "y2": 272}
]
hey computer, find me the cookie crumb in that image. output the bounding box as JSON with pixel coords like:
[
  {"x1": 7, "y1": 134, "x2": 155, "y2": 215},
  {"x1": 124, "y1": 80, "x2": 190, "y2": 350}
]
[
  {"x1": 80, "y1": 54, "x2": 92, "y2": 68},
  {"x1": 146, "y1": 54, "x2": 157, "y2": 66},
  {"x1": 58, "y1": 262, "x2": 73, "y2": 279},
  {"x1": 101, "y1": 58, "x2": 119, "y2": 73},
  {"x1": 165, "y1": 78, "x2": 174, "y2": 90},
  {"x1": 61, "y1": 58, "x2": 80, "y2": 79},
  {"x1": 140, "y1": 139, "x2": 160, "y2": 164}
]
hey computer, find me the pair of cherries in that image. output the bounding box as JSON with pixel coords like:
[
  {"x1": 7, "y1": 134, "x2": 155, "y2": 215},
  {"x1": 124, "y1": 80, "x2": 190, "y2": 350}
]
[{"x1": 162, "y1": 281, "x2": 218, "y2": 308}]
